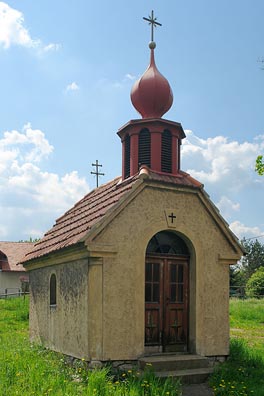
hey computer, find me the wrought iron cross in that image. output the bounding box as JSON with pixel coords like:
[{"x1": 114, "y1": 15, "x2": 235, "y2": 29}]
[
  {"x1": 91, "y1": 160, "x2": 105, "y2": 188},
  {"x1": 143, "y1": 10, "x2": 162, "y2": 42},
  {"x1": 168, "y1": 212, "x2": 176, "y2": 224}
]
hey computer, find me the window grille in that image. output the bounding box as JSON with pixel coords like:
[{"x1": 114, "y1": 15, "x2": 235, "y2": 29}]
[
  {"x1": 147, "y1": 231, "x2": 189, "y2": 256},
  {"x1": 124, "y1": 134, "x2": 130, "y2": 178},
  {"x1": 138, "y1": 128, "x2": 151, "y2": 168},
  {"x1": 50, "y1": 274, "x2": 57, "y2": 306},
  {"x1": 161, "y1": 129, "x2": 172, "y2": 173}
]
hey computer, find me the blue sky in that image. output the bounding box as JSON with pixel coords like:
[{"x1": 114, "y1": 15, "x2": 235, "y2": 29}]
[{"x1": 0, "y1": 0, "x2": 263, "y2": 242}]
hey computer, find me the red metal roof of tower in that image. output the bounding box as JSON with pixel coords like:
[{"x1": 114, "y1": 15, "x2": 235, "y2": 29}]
[{"x1": 130, "y1": 46, "x2": 173, "y2": 118}]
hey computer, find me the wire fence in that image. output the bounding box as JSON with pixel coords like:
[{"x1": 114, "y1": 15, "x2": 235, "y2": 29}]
[
  {"x1": 0, "y1": 288, "x2": 29, "y2": 299},
  {"x1": 230, "y1": 286, "x2": 264, "y2": 299}
]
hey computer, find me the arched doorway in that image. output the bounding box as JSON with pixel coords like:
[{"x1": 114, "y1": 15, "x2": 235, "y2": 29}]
[{"x1": 145, "y1": 231, "x2": 189, "y2": 353}]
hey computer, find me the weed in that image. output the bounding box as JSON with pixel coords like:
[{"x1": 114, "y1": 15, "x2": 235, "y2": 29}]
[{"x1": 0, "y1": 297, "x2": 181, "y2": 396}]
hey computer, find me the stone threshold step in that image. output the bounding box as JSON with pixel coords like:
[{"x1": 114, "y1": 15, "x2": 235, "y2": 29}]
[
  {"x1": 140, "y1": 354, "x2": 208, "y2": 363},
  {"x1": 139, "y1": 354, "x2": 210, "y2": 371},
  {"x1": 156, "y1": 367, "x2": 214, "y2": 385}
]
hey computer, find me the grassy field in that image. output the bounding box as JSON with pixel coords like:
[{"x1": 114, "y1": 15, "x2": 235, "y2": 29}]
[
  {"x1": 210, "y1": 298, "x2": 264, "y2": 396},
  {"x1": 0, "y1": 296, "x2": 180, "y2": 396},
  {"x1": 230, "y1": 298, "x2": 264, "y2": 357},
  {"x1": 0, "y1": 297, "x2": 263, "y2": 396}
]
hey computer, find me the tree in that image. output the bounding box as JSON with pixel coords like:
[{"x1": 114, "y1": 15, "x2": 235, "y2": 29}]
[
  {"x1": 240, "y1": 239, "x2": 264, "y2": 281},
  {"x1": 255, "y1": 155, "x2": 264, "y2": 176},
  {"x1": 246, "y1": 267, "x2": 264, "y2": 298},
  {"x1": 18, "y1": 237, "x2": 40, "y2": 243}
]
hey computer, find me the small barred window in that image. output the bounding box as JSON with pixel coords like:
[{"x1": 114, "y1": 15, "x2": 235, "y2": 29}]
[{"x1": 50, "y1": 274, "x2": 57, "y2": 306}]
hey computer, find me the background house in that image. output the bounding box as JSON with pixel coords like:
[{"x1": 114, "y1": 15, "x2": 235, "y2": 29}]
[{"x1": 0, "y1": 242, "x2": 32, "y2": 296}]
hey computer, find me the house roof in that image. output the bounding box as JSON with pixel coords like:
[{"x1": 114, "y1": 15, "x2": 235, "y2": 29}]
[
  {"x1": 22, "y1": 168, "x2": 203, "y2": 264},
  {"x1": 0, "y1": 242, "x2": 33, "y2": 272}
]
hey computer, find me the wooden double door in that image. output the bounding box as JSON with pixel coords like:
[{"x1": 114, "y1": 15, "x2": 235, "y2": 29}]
[{"x1": 145, "y1": 255, "x2": 189, "y2": 352}]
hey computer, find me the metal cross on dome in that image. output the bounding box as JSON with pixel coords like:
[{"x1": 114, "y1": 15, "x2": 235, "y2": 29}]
[{"x1": 143, "y1": 10, "x2": 162, "y2": 42}]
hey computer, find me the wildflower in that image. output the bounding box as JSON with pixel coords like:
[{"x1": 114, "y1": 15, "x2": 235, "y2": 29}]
[
  {"x1": 127, "y1": 370, "x2": 132, "y2": 373},
  {"x1": 146, "y1": 363, "x2": 152, "y2": 366},
  {"x1": 122, "y1": 373, "x2": 126, "y2": 377}
]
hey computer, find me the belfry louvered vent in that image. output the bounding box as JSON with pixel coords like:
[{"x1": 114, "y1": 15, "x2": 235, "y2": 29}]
[
  {"x1": 124, "y1": 134, "x2": 131, "y2": 178},
  {"x1": 161, "y1": 129, "x2": 172, "y2": 173},
  {"x1": 138, "y1": 128, "x2": 151, "y2": 168}
]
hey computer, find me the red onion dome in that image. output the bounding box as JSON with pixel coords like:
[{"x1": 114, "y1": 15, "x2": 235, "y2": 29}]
[{"x1": 131, "y1": 43, "x2": 173, "y2": 119}]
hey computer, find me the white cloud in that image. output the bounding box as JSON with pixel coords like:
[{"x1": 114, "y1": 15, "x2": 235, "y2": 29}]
[
  {"x1": 97, "y1": 73, "x2": 137, "y2": 91},
  {"x1": 230, "y1": 221, "x2": 263, "y2": 240},
  {"x1": 0, "y1": 123, "x2": 53, "y2": 169},
  {"x1": 0, "y1": 124, "x2": 89, "y2": 240},
  {"x1": 0, "y1": 2, "x2": 60, "y2": 53},
  {"x1": 217, "y1": 196, "x2": 240, "y2": 219},
  {"x1": 182, "y1": 130, "x2": 264, "y2": 192},
  {"x1": 0, "y1": 225, "x2": 8, "y2": 238},
  {"x1": 182, "y1": 130, "x2": 264, "y2": 240},
  {"x1": 43, "y1": 43, "x2": 61, "y2": 52},
  {"x1": 125, "y1": 73, "x2": 136, "y2": 81},
  {"x1": 0, "y1": 1, "x2": 36, "y2": 48},
  {"x1": 66, "y1": 82, "x2": 80, "y2": 92}
]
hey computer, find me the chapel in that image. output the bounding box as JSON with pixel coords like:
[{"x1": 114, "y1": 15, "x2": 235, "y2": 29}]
[{"x1": 22, "y1": 13, "x2": 243, "y2": 366}]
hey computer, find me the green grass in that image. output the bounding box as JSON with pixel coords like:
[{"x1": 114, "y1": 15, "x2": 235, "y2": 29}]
[
  {"x1": 1, "y1": 297, "x2": 264, "y2": 396},
  {"x1": 230, "y1": 298, "x2": 264, "y2": 357},
  {"x1": 0, "y1": 297, "x2": 181, "y2": 396},
  {"x1": 210, "y1": 298, "x2": 264, "y2": 396}
]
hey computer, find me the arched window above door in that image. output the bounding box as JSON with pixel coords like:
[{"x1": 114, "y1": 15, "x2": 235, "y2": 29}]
[{"x1": 146, "y1": 231, "x2": 189, "y2": 256}]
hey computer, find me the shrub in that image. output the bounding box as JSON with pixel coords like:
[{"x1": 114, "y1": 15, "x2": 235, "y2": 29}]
[{"x1": 246, "y1": 267, "x2": 264, "y2": 298}]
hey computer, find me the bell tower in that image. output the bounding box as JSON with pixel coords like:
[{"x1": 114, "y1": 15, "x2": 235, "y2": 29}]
[{"x1": 118, "y1": 11, "x2": 185, "y2": 180}]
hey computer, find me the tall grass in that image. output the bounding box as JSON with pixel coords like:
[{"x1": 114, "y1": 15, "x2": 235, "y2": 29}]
[
  {"x1": 230, "y1": 298, "x2": 264, "y2": 357},
  {"x1": 0, "y1": 297, "x2": 181, "y2": 396},
  {"x1": 1, "y1": 297, "x2": 263, "y2": 395},
  {"x1": 210, "y1": 298, "x2": 264, "y2": 396}
]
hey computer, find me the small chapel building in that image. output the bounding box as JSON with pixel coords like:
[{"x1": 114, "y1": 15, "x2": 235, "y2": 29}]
[{"x1": 22, "y1": 25, "x2": 243, "y2": 364}]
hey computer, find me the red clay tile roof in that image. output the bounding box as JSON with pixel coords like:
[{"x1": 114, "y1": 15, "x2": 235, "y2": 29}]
[
  {"x1": 22, "y1": 168, "x2": 202, "y2": 264},
  {"x1": 22, "y1": 175, "x2": 140, "y2": 263},
  {"x1": 0, "y1": 242, "x2": 33, "y2": 271},
  {"x1": 141, "y1": 166, "x2": 203, "y2": 188}
]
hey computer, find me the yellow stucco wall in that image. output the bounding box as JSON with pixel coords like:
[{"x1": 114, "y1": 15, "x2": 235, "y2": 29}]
[
  {"x1": 86, "y1": 183, "x2": 240, "y2": 360},
  {"x1": 29, "y1": 259, "x2": 89, "y2": 359},
  {"x1": 28, "y1": 180, "x2": 242, "y2": 362}
]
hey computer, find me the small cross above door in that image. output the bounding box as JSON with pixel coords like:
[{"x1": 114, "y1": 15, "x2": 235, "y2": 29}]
[{"x1": 164, "y1": 209, "x2": 177, "y2": 228}]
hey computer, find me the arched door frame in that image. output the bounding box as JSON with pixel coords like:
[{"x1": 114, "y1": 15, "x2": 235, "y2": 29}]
[{"x1": 144, "y1": 230, "x2": 196, "y2": 354}]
